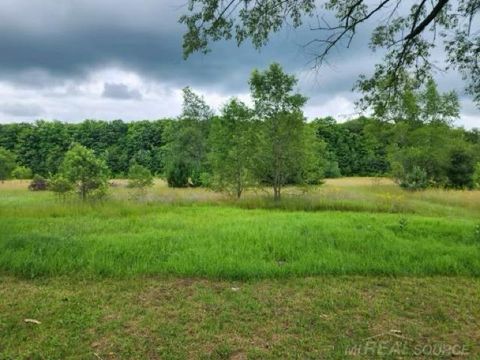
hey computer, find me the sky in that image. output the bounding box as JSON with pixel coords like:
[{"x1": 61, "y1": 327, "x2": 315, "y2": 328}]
[{"x1": 0, "y1": 0, "x2": 478, "y2": 128}]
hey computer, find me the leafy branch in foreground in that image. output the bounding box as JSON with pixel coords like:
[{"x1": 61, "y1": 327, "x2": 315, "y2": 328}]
[{"x1": 180, "y1": 0, "x2": 480, "y2": 107}]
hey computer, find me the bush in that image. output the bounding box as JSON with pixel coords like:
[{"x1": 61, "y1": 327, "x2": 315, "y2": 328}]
[
  {"x1": 48, "y1": 175, "x2": 73, "y2": 199},
  {"x1": 473, "y1": 163, "x2": 480, "y2": 189},
  {"x1": 324, "y1": 160, "x2": 341, "y2": 178},
  {"x1": 166, "y1": 160, "x2": 190, "y2": 188},
  {"x1": 28, "y1": 175, "x2": 48, "y2": 191},
  {"x1": 127, "y1": 163, "x2": 154, "y2": 196},
  {"x1": 11, "y1": 166, "x2": 32, "y2": 179},
  {"x1": 399, "y1": 166, "x2": 429, "y2": 191},
  {"x1": 445, "y1": 147, "x2": 475, "y2": 189}
]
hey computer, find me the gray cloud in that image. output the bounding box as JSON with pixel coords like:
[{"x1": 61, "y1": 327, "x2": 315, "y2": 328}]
[
  {"x1": 0, "y1": 102, "x2": 44, "y2": 117},
  {"x1": 0, "y1": 0, "x2": 477, "y2": 127},
  {"x1": 102, "y1": 83, "x2": 142, "y2": 100}
]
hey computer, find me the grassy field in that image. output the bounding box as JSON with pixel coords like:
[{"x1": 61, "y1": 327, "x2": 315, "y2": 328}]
[{"x1": 1, "y1": 178, "x2": 479, "y2": 358}]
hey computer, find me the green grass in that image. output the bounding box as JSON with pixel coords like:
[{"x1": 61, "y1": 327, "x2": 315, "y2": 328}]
[
  {"x1": 1, "y1": 179, "x2": 479, "y2": 279},
  {"x1": 1, "y1": 179, "x2": 480, "y2": 358},
  {"x1": 1, "y1": 276, "x2": 479, "y2": 359}
]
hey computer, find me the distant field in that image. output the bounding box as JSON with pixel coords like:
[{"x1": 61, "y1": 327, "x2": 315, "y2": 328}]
[{"x1": 1, "y1": 178, "x2": 479, "y2": 358}]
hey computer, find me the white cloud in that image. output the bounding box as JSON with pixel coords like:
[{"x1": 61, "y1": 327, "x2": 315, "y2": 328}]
[
  {"x1": 0, "y1": 64, "x2": 477, "y2": 128},
  {"x1": 304, "y1": 94, "x2": 359, "y2": 121}
]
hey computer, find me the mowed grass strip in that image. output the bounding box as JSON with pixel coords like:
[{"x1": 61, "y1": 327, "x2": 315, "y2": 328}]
[
  {"x1": 1, "y1": 201, "x2": 479, "y2": 278},
  {"x1": 0, "y1": 276, "x2": 479, "y2": 359}
]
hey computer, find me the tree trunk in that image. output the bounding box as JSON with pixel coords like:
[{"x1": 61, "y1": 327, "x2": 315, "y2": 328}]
[
  {"x1": 273, "y1": 186, "x2": 281, "y2": 201},
  {"x1": 81, "y1": 182, "x2": 86, "y2": 201}
]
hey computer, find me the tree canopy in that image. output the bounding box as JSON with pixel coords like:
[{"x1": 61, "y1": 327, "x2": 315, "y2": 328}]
[{"x1": 180, "y1": 0, "x2": 480, "y2": 108}]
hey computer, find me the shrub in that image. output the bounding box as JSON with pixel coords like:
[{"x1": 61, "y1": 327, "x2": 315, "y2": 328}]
[
  {"x1": 324, "y1": 160, "x2": 341, "y2": 178},
  {"x1": 128, "y1": 163, "x2": 153, "y2": 188},
  {"x1": 473, "y1": 163, "x2": 480, "y2": 189},
  {"x1": 28, "y1": 175, "x2": 48, "y2": 191},
  {"x1": 48, "y1": 175, "x2": 74, "y2": 200},
  {"x1": 11, "y1": 166, "x2": 33, "y2": 179},
  {"x1": 166, "y1": 160, "x2": 190, "y2": 188},
  {"x1": 445, "y1": 147, "x2": 475, "y2": 189},
  {"x1": 127, "y1": 163, "x2": 154, "y2": 197},
  {"x1": 399, "y1": 166, "x2": 429, "y2": 191}
]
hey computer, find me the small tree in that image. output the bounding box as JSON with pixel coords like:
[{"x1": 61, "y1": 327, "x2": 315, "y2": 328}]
[
  {"x1": 11, "y1": 166, "x2": 33, "y2": 179},
  {"x1": 208, "y1": 99, "x2": 257, "y2": 198},
  {"x1": 0, "y1": 147, "x2": 16, "y2": 182},
  {"x1": 249, "y1": 63, "x2": 322, "y2": 200},
  {"x1": 165, "y1": 159, "x2": 190, "y2": 188},
  {"x1": 127, "y1": 162, "x2": 154, "y2": 197},
  {"x1": 163, "y1": 87, "x2": 212, "y2": 187},
  {"x1": 61, "y1": 144, "x2": 109, "y2": 200},
  {"x1": 48, "y1": 174, "x2": 74, "y2": 201}
]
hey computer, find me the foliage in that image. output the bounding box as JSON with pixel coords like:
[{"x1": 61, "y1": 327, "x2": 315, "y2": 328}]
[
  {"x1": 474, "y1": 163, "x2": 480, "y2": 189},
  {"x1": 398, "y1": 166, "x2": 429, "y2": 191},
  {"x1": 15, "y1": 120, "x2": 72, "y2": 176},
  {"x1": 250, "y1": 63, "x2": 321, "y2": 199},
  {"x1": 11, "y1": 166, "x2": 33, "y2": 179},
  {"x1": 0, "y1": 120, "x2": 168, "y2": 178},
  {"x1": 163, "y1": 87, "x2": 212, "y2": 187},
  {"x1": 127, "y1": 163, "x2": 154, "y2": 191},
  {"x1": 165, "y1": 159, "x2": 190, "y2": 188},
  {"x1": 28, "y1": 174, "x2": 48, "y2": 191},
  {"x1": 48, "y1": 174, "x2": 74, "y2": 200},
  {"x1": 313, "y1": 116, "x2": 390, "y2": 177},
  {"x1": 357, "y1": 75, "x2": 460, "y2": 125},
  {"x1": 208, "y1": 99, "x2": 257, "y2": 198},
  {"x1": 0, "y1": 75, "x2": 477, "y2": 193},
  {"x1": 388, "y1": 123, "x2": 478, "y2": 189},
  {"x1": 180, "y1": 86, "x2": 214, "y2": 121},
  {"x1": 446, "y1": 146, "x2": 476, "y2": 189},
  {"x1": 179, "y1": 0, "x2": 480, "y2": 108},
  {"x1": 249, "y1": 63, "x2": 308, "y2": 117},
  {"x1": 0, "y1": 147, "x2": 16, "y2": 181},
  {"x1": 60, "y1": 144, "x2": 109, "y2": 200}
]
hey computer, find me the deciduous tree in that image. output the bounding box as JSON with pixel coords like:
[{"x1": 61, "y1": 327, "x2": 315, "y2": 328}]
[
  {"x1": 250, "y1": 63, "x2": 322, "y2": 200},
  {"x1": 0, "y1": 147, "x2": 16, "y2": 182},
  {"x1": 61, "y1": 144, "x2": 109, "y2": 200},
  {"x1": 208, "y1": 98, "x2": 257, "y2": 198}
]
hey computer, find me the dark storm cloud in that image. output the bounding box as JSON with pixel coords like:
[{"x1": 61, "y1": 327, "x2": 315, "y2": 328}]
[
  {"x1": 0, "y1": 0, "x2": 374, "y2": 94},
  {"x1": 102, "y1": 83, "x2": 142, "y2": 100},
  {"x1": 0, "y1": 0, "x2": 476, "y2": 127}
]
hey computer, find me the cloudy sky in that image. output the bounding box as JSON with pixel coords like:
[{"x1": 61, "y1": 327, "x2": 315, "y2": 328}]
[{"x1": 0, "y1": 0, "x2": 478, "y2": 128}]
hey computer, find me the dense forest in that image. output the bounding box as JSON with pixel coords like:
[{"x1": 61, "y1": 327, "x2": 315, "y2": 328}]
[{"x1": 1, "y1": 64, "x2": 480, "y2": 197}]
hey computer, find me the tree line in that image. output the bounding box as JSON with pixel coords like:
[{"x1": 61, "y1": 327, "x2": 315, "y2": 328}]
[{"x1": 1, "y1": 64, "x2": 480, "y2": 200}]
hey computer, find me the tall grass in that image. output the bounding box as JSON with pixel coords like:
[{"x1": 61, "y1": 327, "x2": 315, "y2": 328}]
[{"x1": 1, "y1": 178, "x2": 479, "y2": 279}]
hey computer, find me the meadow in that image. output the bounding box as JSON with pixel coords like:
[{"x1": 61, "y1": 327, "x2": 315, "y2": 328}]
[{"x1": 1, "y1": 178, "x2": 480, "y2": 358}]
